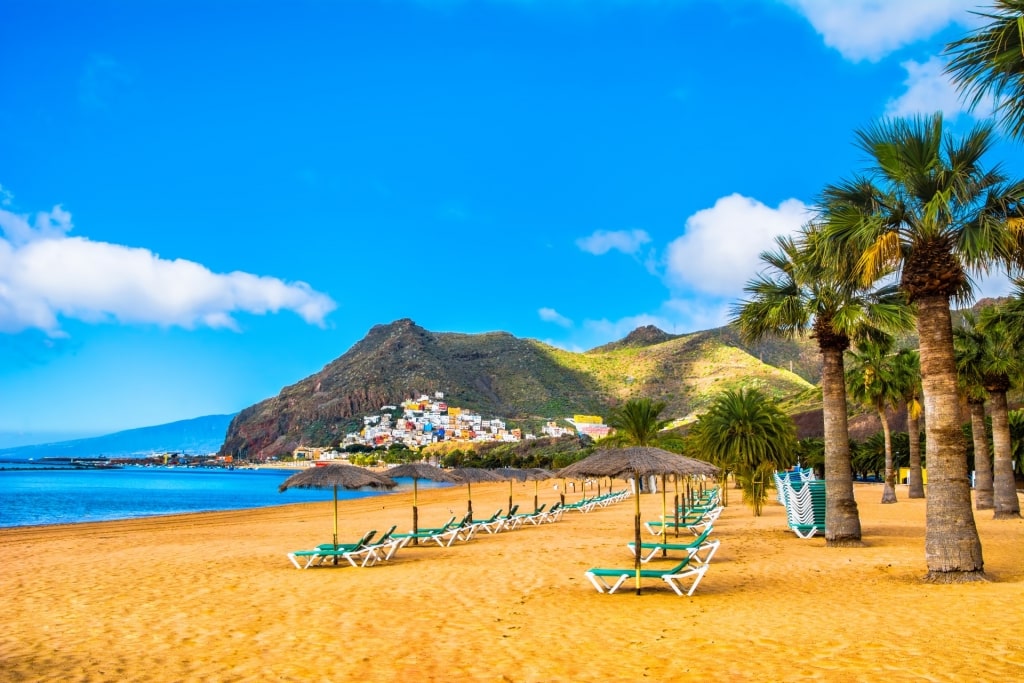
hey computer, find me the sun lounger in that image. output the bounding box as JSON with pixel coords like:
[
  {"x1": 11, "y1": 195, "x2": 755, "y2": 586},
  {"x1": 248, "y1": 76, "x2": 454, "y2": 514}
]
[
  {"x1": 392, "y1": 516, "x2": 458, "y2": 544},
  {"x1": 287, "y1": 530, "x2": 377, "y2": 569},
  {"x1": 481, "y1": 505, "x2": 522, "y2": 533},
  {"x1": 521, "y1": 504, "x2": 548, "y2": 525},
  {"x1": 342, "y1": 525, "x2": 408, "y2": 567},
  {"x1": 627, "y1": 526, "x2": 720, "y2": 564},
  {"x1": 535, "y1": 501, "x2": 564, "y2": 523},
  {"x1": 473, "y1": 509, "x2": 507, "y2": 534},
  {"x1": 585, "y1": 556, "x2": 709, "y2": 596},
  {"x1": 645, "y1": 506, "x2": 722, "y2": 536},
  {"x1": 431, "y1": 513, "x2": 477, "y2": 547}
]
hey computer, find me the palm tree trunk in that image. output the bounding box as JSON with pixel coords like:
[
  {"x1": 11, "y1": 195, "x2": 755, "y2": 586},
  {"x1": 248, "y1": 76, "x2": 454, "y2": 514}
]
[
  {"x1": 917, "y1": 295, "x2": 985, "y2": 581},
  {"x1": 907, "y1": 409, "x2": 924, "y2": 498},
  {"x1": 820, "y1": 345, "x2": 862, "y2": 546},
  {"x1": 969, "y1": 399, "x2": 994, "y2": 510},
  {"x1": 879, "y1": 408, "x2": 897, "y2": 504},
  {"x1": 987, "y1": 390, "x2": 1021, "y2": 519}
]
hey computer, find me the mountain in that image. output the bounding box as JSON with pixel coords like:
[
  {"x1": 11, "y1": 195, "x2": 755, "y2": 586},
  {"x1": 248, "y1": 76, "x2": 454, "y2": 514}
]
[
  {"x1": 220, "y1": 319, "x2": 815, "y2": 459},
  {"x1": 0, "y1": 414, "x2": 236, "y2": 460}
]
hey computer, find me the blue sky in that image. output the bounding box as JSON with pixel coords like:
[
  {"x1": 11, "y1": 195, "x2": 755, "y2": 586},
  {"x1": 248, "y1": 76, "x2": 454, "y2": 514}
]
[{"x1": 2, "y1": 0, "x2": 1021, "y2": 445}]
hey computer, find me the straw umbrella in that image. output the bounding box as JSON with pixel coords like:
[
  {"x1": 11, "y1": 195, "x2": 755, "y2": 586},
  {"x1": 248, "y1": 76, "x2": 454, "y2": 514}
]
[
  {"x1": 385, "y1": 462, "x2": 461, "y2": 544},
  {"x1": 449, "y1": 467, "x2": 502, "y2": 516},
  {"x1": 559, "y1": 447, "x2": 718, "y2": 595},
  {"x1": 278, "y1": 464, "x2": 397, "y2": 563}
]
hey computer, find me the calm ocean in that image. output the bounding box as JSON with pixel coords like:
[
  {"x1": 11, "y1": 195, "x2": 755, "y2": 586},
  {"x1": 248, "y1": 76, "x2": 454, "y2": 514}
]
[{"x1": 0, "y1": 465, "x2": 442, "y2": 528}]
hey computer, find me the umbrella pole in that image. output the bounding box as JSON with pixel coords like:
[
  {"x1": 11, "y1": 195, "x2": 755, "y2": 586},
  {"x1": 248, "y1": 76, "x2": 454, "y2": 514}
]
[
  {"x1": 674, "y1": 475, "x2": 680, "y2": 539},
  {"x1": 509, "y1": 480, "x2": 513, "y2": 517},
  {"x1": 467, "y1": 482, "x2": 473, "y2": 516},
  {"x1": 413, "y1": 478, "x2": 419, "y2": 546},
  {"x1": 661, "y1": 474, "x2": 668, "y2": 557},
  {"x1": 333, "y1": 484, "x2": 340, "y2": 565},
  {"x1": 560, "y1": 478, "x2": 566, "y2": 506},
  {"x1": 634, "y1": 476, "x2": 642, "y2": 595},
  {"x1": 534, "y1": 480, "x2": 539, "y2": 514}
]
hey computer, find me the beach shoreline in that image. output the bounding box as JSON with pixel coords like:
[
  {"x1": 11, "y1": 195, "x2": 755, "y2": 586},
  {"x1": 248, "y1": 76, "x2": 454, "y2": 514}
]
[{"x1": 2, "y1": 482, "x2": 1021, "y2": 682}]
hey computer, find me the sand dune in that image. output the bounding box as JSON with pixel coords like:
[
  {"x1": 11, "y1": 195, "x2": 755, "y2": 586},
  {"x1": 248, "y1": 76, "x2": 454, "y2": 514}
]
[{"x1": 1, "y1": 481, "x2": 1021, "y2": 682}]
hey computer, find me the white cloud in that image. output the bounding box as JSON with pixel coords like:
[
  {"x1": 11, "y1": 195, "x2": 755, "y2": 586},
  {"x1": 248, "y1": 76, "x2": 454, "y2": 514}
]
[
  {"x1": 0, "y1": 203, "x2": 74, "y2": 245},
  {"x1": 665, "y1": 193, "x2": 811, "y2": 299},
  {"x1": 538, "y1": 307, "x2": 573, "y2": 327},
  {"x1": 886, "y1": 56, "x2": 995, "y2": 120},
  {"x1": 576, "y1": 229, "x2": 651, "y2": 256},
  {"x1": 0, "y1": 203, "x2": 336, "y2": 335},
  {"x1": 783, "y1": 0, "x2": 978, "y2": 62}
]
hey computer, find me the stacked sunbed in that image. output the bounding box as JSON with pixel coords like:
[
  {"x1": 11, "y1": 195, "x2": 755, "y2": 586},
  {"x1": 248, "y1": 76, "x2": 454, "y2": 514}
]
[
  {"x1": 773, "y1": 467, "x2": 816, "y2": 504},
  {"x1": 777, "y1": 477, "x2": 826, "y2": 538}
]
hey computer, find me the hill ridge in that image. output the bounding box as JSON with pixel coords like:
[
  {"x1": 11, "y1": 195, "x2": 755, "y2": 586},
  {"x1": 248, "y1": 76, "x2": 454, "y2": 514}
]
[{"x1": 220, "y1": 319, "x2": 814, "y2": 459}]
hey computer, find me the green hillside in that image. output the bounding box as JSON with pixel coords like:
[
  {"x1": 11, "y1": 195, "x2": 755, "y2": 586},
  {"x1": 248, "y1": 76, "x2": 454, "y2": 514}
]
[{"x1": 220, "y1": 319, "x2": 814, "y2": 459}]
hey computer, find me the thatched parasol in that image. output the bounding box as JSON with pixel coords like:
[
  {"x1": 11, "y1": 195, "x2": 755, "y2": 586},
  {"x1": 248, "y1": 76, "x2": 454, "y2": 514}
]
[
  {"x1": 386, "y1": 463, "x2": 460, "y2": 543},
  {"x1": 278, "y1": 464, "x2": 397, "y2": 561},
  {"x1": 559, "y1": 447, "x2": 719, "y2": 595},
  {"x1": 449, "y1": 467, "x2": 502, "y2": 516}
]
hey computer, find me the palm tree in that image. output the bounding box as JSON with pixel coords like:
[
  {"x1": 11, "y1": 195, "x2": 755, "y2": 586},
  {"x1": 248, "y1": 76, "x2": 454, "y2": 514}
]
[
  {"x1": 892, "y1": 347, "x2": 925, "y2": 498},
  {"x1": 605, "y1": 398, "x2": 671, "y2": 448},
  {"x1": 689, "y1": 387, "x2": 796, "y2": 516},
  {"x1": 1007, "y1": 408, "x2": 1024, "y2": 475},
  {"x1": 845, "y1": 337, "x2": 904, "y2": 503},
  {"x1": 604, "y1": 397, "x2": 674, "y2": 496},
  {"x1": 819, "y1": 113, "x2": 1024, "y2": 581},
  {"x1": 945, "y1": 1, "x2": 1024, "y2": 141},
  {"x1": 974, "y1": 306, "x2": 1023, "y2": 518},
  {"x1": 731, "y1": 229, "x2": 910, "y2": 543},
  {"x1": 954, "y1": 312, "x2": 996, "y2": 510}
]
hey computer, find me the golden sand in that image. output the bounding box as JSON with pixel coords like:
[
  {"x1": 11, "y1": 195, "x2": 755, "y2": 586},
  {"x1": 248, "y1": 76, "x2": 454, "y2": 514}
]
[{"x1": 1, "y1": 482, "x2": 1021, "y2": 682}]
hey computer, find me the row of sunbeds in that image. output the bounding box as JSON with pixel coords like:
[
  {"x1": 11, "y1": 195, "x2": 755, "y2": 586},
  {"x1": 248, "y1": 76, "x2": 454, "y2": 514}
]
[
  {"x1": 287, "y1": 490, "x2": 631, "y2": 570},
  {"x1": 585, "y1": 487, "x2": 723, "y2": 597}
]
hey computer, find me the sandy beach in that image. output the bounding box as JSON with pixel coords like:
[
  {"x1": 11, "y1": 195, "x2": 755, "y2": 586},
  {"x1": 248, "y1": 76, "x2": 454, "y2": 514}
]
[{"x1": 2, "y1": 481, "x2": 1022, "y2": 682}]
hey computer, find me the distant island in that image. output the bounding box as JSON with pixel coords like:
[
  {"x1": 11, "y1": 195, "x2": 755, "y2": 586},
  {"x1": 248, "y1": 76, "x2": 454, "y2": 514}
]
[{"x1": 0, "y1": 414, "x2": 236, "y2": 461}]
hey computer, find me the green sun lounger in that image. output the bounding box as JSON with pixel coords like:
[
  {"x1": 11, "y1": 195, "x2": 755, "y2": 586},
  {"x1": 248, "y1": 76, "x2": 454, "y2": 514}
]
[
  {"x1": 585, "y1": 556, "x2": 709, "y2": 596},
  {"x1": 287, "y1": 529, "x2": 377, "y2": 569},
  {"x1": 645, "y1": 506, "x2": 722, "y2": 536},
  {"x1": 393, "y1": 516, "x2": 458, "y2": 543},
  {"x1": 341, "y1": 525, "x2": 407, "y2": 567},
  {"x1": 626, "y1": 526, "x2": 720, "y2": 564},
  {"x1": 430, "y1": 512, "x2": 478, "y2": 546}
]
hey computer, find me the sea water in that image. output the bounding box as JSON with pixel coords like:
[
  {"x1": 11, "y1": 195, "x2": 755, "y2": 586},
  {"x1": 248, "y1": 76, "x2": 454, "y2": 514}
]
[{"x1": 0, "y1": 465, "x2": 445, "y2": 528}]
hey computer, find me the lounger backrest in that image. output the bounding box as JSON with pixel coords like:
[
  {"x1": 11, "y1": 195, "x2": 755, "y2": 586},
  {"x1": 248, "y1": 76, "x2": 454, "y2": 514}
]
[
  {"x1": 691, "y1": 526, "x2": 713, "y2": 546},
  {"x1": 357, "y1": 530, "x2": 377, "y2": 549}
]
